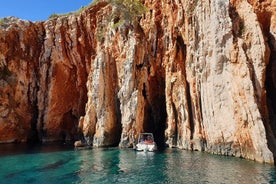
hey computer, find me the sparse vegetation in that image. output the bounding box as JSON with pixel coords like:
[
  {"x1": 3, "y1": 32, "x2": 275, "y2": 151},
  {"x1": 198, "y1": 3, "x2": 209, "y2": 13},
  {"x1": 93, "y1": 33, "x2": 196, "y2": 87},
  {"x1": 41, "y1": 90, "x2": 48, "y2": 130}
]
[
  {"x1": 47, "y1": 0, "x2": 147, "y2": 42},
  {"x1": 0, "y1": 17, "x2": 8, "y2": 26},
  {"x1": 48, "y1": 0, "x2": 147, "y2": 24},
  {"x1": 48, "y1": 3, "x2": 93, "y2": 20},
  {"x1": 0, "y1": 18, "x2": 5, "y2": 25},
  {"x1": 107, "y1": 0, "x2": 148, "y2": 27},
  {"x1": 48, "y1": 13, "x2": 60, "y2": 20},
  {"x1": 188, "y1": 0, "x2": 199, "y2": 15},
  {"x1": 95, "y1": 0, "x2": 147, "y2": 41}
]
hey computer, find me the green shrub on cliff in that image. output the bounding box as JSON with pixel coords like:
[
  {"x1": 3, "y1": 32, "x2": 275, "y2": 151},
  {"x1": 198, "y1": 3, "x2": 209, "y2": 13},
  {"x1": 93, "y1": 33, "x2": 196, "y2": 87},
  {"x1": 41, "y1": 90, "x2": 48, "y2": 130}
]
[
  {"x1": 0, "y1": 18, "x2": 5, "y2": 25},
  {"x1": 108, "y1": 0, "x2": 148, "y2": 27},
  {"x1": 0, "y1": 17, "x2": 8, "y2": 26},
  {"x1": 94, "y1": 0, "x2": 147, "y2": 42},
  {"x1": 47, "y1": 0, "x2": 147, "y2": 41},
  {"x1": 94, "y1": 0, "x2": 147, "y2": 27},
  {"x1": 48, "y1": 13, "x2": 60, "y2": 20},
  {"x1": 187, "y1": 0, "x2": 199, "y2": 14},
  {"x1": 49, "y1": 0, "x2": 147, "y2": 27}
]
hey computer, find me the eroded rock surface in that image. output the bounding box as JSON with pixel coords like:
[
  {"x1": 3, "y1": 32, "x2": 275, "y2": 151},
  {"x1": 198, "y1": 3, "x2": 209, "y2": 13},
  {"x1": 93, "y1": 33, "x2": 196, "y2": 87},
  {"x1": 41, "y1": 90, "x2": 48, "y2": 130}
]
[{"x1": 1, "y1": 0, "x2": 276, "y2": 163}]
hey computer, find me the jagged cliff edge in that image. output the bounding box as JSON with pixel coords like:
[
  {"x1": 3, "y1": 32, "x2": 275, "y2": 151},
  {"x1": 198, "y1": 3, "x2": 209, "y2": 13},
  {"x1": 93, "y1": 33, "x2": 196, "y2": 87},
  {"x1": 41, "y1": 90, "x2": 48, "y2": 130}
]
[{"x1": 0, "y1": 0, "x2": 276, "y2": 163}]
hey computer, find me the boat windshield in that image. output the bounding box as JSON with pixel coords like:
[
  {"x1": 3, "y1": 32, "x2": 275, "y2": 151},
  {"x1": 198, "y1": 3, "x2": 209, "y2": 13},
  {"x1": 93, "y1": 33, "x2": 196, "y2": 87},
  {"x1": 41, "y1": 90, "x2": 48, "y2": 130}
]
[{"x1": 138, "y1": 133, "x2": 154, "y2": 143}]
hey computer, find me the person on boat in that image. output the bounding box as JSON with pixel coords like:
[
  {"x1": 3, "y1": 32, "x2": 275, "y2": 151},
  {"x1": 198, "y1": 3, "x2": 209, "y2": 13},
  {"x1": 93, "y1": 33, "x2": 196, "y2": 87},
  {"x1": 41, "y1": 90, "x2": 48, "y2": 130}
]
[{"x1": 145, "y1": 136, "x2": 153, "y2": 144}]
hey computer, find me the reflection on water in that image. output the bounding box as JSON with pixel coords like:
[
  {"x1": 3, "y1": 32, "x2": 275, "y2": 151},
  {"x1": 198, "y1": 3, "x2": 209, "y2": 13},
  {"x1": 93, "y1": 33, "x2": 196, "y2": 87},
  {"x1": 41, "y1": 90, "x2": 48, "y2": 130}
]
[
  {"x1": 0, "y1": 143, "x2": 74, "y2": 157},
  {"x1": 0, "y1": 145, "x2": 275, "y2": 184}
]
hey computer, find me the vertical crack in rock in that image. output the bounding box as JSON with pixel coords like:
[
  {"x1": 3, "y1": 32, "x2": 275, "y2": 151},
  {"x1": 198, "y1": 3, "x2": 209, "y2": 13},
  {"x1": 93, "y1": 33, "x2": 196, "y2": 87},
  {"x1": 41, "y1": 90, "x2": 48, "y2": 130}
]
[
  {"x1": 37, "y1": 20, "x2": 54, "y2": 142},
  {"x1": 25, "y1": 25, "x2": 45, "y2": 144},
  {"x1": 185, "y1": 81, "x2": 194, "y2": 147},
  {"x1": 171, "y1": 102, "x2": 178, "y2": 147},
  {"x1": 27, "y1": 83, "x2": 39, "y2": 144},
  {"x1": 165, "y1": 31, "x2": 190, "y2": 149}
]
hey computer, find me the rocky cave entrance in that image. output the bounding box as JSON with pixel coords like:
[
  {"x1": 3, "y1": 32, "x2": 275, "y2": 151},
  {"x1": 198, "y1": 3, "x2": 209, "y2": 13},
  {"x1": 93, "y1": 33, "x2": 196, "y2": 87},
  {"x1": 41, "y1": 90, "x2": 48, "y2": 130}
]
[
  {"x1": 141, "y1": 35, "x2": 188, "y2": 150},
  {"x1": 265, "y1": 35, "x2": 276, "y2": 163},
  {"x1": 143, "y1": 77, "x2": 167, "y2": 149},
  {"x1": 266, "y1": 39, "x2": 276, "y2": 137}
]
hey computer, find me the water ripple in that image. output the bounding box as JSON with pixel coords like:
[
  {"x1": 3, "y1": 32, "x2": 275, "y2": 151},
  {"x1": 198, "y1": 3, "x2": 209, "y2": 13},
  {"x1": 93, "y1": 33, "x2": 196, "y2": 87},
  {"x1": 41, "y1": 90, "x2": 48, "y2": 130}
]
[{"x1": 0, "y1": 147, "x2": 275, "y2": 184}]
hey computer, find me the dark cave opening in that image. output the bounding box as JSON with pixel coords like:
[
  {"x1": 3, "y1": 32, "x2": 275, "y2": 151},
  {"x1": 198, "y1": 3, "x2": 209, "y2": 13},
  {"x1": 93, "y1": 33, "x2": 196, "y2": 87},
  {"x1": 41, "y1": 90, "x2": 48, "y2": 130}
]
[
  {"x1": 143, "y1": 77, "x2": 167, "y2": 150},
  {"x1": 265, "y1": 35, "x2": 276, "y2": 164},
  {"x1": 114, "y1": 96, "x2": 123, "y2": 147},
  {"x1": 144, "y1": 96, "x2": 167, "y2": 150},
  {"x1": 176, "y1": 36, "x2": 186, "y2": 60},
  {"x1": 266, "y1": 41, "x2": 276, "y2": 137},
  {"x1": 27, "y1": 98, "x2": 40, "y2": 145},
  {"x1": 59, "y1": 109, "x2": 79, "y2": 143},
  {"x1": 27, "y1": 81, "x2": 40, "y2": 145},
  {"x1": 266, "y1": 69, "x2": 276, "y2": 127},
  {"x1": 153, "y1": 94, "x2": 167, "y2": 150}
]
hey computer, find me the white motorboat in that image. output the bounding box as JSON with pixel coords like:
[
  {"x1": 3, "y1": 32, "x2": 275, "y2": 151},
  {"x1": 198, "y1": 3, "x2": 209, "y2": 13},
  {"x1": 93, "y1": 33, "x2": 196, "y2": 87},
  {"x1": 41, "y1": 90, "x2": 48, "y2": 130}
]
[{"x1": 136, "y1": 133, "x2": 157, "y2": 152}]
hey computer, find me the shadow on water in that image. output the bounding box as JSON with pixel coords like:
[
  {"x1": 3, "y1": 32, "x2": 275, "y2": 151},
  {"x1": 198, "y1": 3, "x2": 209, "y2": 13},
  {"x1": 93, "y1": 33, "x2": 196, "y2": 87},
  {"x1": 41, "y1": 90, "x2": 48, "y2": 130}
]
[
  {"x1": 0, "y1": 142, "x2": 74, "y2": 157},
  {"x1": 4, "y1": 158, "x2": 70, "y2": 179},
  {"x1": 38, "y1": 160, "x2": 67, "y2": 172}
]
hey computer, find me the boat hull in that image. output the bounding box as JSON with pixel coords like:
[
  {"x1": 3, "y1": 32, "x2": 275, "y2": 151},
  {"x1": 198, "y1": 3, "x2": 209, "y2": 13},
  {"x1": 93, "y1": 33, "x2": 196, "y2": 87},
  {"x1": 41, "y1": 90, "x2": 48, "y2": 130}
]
[{"x1": 136, "y1": 143, "x2": 157, "y2": 152}]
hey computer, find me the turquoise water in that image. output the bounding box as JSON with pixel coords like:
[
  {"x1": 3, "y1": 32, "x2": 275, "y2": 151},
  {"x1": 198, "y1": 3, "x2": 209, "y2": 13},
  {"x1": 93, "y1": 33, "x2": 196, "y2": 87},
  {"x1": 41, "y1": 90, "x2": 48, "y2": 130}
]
[{"x1": 0, "y1": 145, "x2": 275, "y2": 184}]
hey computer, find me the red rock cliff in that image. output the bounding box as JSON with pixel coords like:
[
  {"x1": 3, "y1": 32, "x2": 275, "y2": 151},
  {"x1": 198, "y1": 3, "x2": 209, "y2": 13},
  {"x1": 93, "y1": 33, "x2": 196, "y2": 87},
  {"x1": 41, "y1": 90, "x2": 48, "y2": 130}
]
[{"x1": 1, "y1": 0, "x2": 276, "y2": 163}]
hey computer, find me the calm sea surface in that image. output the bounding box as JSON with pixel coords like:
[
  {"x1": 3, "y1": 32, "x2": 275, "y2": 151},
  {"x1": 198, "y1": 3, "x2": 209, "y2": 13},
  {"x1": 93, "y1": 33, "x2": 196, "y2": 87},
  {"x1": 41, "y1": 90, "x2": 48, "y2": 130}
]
[{"x1": 0, "y1": 144, "x2": 275, "y2": 184}]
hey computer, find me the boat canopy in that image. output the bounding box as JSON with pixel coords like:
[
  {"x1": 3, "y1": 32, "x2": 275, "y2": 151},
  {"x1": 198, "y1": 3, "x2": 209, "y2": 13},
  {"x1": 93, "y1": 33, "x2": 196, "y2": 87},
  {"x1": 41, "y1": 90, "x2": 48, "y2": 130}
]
[{"x1": 138, "y1": 133, "x2": 154, "y2": 142}]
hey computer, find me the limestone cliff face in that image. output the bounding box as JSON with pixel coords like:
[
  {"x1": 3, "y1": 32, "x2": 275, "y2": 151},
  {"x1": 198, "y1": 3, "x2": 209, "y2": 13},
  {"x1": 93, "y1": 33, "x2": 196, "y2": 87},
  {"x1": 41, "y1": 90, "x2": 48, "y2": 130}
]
[
  {"x1": 0, "y1": 0, "x2": 276, "y2": 163},
  {"x1": 0, "y1": 3, "x2": 107, "y2": 143}
]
